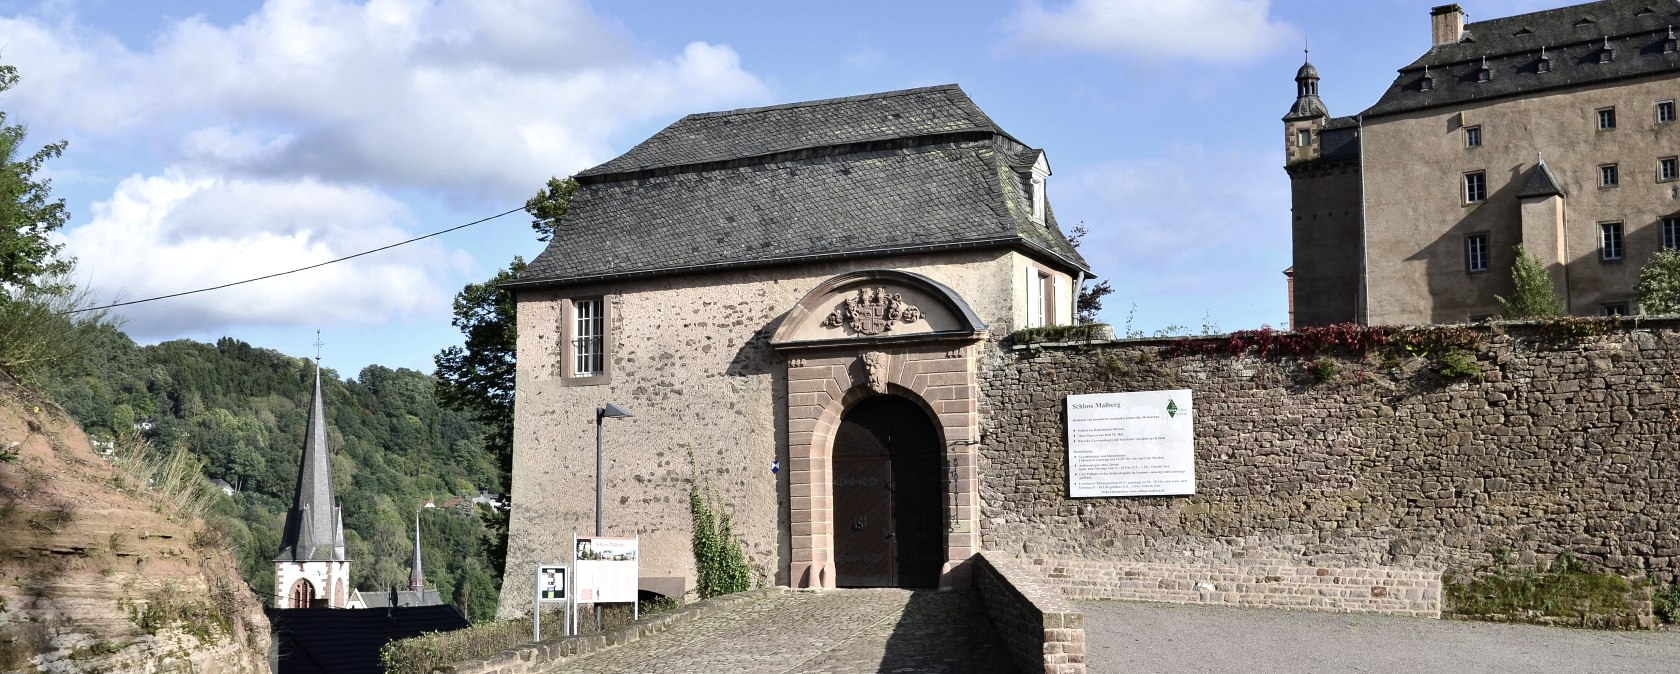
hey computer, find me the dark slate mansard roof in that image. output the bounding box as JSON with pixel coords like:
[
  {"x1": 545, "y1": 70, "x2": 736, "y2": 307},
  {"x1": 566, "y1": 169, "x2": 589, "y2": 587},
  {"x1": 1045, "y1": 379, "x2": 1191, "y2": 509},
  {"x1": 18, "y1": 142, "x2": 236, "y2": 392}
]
[
  {"x1": 510, "y1": 84, "x2": 1089, "y2": 289},
  {"x1": 1364, "y1": 0, "x2": 1680, "y2": 119}
]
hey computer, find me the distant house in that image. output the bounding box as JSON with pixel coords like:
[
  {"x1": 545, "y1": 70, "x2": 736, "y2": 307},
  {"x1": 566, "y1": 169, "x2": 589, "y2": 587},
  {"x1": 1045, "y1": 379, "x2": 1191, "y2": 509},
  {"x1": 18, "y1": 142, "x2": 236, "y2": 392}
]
[
  {"x1": 210, "y1": 478, "x2": 235, "y2": 497},
  {"x1": 471, "y1": 490, "x2": 504, "y2": 511}
]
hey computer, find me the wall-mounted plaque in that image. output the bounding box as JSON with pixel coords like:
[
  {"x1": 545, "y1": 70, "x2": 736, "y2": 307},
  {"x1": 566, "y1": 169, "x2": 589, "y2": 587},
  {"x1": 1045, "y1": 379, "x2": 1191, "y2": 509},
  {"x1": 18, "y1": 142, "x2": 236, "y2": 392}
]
[{"x1": 1066, "y1": 390, "x2": 1195, "y2": 497}]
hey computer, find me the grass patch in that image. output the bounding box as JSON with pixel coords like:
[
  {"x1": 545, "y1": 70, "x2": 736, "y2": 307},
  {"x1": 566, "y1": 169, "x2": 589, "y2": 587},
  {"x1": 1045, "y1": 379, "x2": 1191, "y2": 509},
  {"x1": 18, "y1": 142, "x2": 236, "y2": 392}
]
[
  {"x1": 1009, "y1": 323, "x2": 1110, "y2": 345},
  {"x1": 1444, "y1": 553, "x2": 1643, "y2": 629}
]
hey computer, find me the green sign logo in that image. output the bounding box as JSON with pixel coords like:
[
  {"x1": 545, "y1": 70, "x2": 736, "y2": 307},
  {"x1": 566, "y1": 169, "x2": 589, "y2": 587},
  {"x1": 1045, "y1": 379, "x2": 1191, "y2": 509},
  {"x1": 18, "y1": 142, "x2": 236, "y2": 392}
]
[{"x1": 1166, "y1": 399, "x2": 1178, "y2": 418}]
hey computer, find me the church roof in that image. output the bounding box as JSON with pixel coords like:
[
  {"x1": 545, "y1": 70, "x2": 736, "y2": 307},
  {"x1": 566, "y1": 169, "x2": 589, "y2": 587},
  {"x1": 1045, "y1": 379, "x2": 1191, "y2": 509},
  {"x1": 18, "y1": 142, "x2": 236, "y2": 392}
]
[
  {"x1": 1364, "y1": 0, "x2": 1680, "y2": 119},
  {"x1": 511, "y1": 85, "x2": 1089, "y2": 289},
  {"x1": 275, "y1": 366, "x2": 347, "y2": 563}
]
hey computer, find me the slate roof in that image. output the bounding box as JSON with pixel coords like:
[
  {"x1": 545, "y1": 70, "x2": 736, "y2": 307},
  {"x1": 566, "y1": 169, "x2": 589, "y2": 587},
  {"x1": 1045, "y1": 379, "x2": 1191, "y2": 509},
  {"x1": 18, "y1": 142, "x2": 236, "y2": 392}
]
[
  {"x1": 1365, "y1": 0, "x2": 1680, "y2": 119},
  {"x1": 577, "y1": 85, "x2": 1011, "y2": 177},
  {"x1": 1517, "y1": 160, "x2": 1568, "y2": 198},
  {"x1": 512, "y1": 85, "x2": 1089, "y2": 289},
  {"x1": 275, "y1": 366, "x2": 347, "y2": 563},
  {"x1": 353, "y1": 588, "x2": 447, "y2": 608},
  {"x1": 267, "y1": 606, "x2": 468, "y2": 674}
]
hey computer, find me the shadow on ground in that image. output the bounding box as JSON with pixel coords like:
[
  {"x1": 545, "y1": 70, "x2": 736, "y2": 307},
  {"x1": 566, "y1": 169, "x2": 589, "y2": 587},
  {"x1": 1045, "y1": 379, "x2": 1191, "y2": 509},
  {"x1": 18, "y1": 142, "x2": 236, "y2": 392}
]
[{"x1": 871, "y1": 590, "x2": 1015, "y2": 674}]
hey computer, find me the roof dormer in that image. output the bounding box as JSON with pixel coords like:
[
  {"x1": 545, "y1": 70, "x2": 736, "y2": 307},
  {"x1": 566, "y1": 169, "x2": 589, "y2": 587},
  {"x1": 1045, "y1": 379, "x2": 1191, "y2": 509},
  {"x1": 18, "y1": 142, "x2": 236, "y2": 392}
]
[{"x1": 1013, "y1": 150, "x2": 1051, "y2": 224}]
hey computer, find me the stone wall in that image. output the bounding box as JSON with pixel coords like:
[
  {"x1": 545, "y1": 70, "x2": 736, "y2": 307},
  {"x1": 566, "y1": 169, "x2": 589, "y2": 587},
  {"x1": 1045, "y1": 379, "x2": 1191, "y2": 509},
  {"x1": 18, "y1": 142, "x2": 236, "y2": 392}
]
[
  {"x1": 973, "y1": 554, "x2": 1084, "y2": 674},
  {"x1": 978, "y1": 322, "x2": 1680, "y2": 613}
]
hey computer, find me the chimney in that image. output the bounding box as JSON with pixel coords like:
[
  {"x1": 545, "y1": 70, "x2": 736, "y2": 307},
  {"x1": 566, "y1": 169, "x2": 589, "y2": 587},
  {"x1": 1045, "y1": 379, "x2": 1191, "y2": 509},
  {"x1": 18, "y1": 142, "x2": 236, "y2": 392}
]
[{"x1": 1432, "y1": 4, "x2": 1465, "y2": 46}]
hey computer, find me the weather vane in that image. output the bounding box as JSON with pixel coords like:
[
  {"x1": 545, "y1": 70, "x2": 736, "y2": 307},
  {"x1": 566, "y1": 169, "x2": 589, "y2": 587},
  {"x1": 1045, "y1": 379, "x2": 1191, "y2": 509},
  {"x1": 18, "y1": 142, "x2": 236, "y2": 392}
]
[{"x1": 313, "y1": 330, "x2": 323, "y2": 365}]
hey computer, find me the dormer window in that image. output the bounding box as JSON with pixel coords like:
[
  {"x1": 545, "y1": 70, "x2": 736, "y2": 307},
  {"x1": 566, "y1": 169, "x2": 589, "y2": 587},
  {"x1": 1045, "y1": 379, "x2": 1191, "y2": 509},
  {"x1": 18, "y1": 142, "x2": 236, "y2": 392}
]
[
  {"x1": 1667, "y1": 26, "x2": 1677, "y2": 53},
  {"x1": 1477, "y1": 57, "x2": 1492, "y2": 82},
  {"x1": 1538, "y1": 47, "x2": 1551, "y2": 72},
  {"x1": 1015, "y1": 151, "x2": 1051, "y2": 225},
  {"x1": 1421, "y1": 66, "x2": 1434, "y2": 91},
  {"x1": 1600, "y1": 37, "x2": 1614, "y2": 62}
]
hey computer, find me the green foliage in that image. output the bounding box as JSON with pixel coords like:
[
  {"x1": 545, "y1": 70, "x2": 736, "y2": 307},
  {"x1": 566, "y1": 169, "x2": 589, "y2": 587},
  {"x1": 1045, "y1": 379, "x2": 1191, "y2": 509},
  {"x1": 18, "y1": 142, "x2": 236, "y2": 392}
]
[
  {"x1": 1009, "y1": 323, "x2": 1109, "y2": 345},
  {"x1": 1437, "y1": 348, "x2": 1482, "y2": 381},
  {"x1": 1636, "y1": 248, "x2": 1680, "y2": 315},
  {"x1": 37, "y1": 332, "x2": 504, "y2": 616},
  {"x1": 1497, "y1": 244, "x2": 1564, "y2": 319},
  {"x1": 1652, "y1": 584, "x2": 1680, "y2": 623},
  {"x1": 1067, "y1": 225, "x2": 1112, "y2": 323},
  {"x1": 0, "y1": 271, "x2": 117, "y2": 384},
  {"x1": 0, "y1": 63, "x2": 71, "y2": 298},
  {"x1": 1444, "y1": 553, "x2": 1640, "y2": 629},
  {"x1": 1310, "y1": 357, "x2": 1340, "y2": 383},
  {"x1": 688, "y1": 451, "x2": 751, "y2": 599},
  {"x1": 434, "y1": 258, "x2": 524, "y2": 476},
  {"x1": 525, "y1": 176, "x2": 579, "y2": 243}
]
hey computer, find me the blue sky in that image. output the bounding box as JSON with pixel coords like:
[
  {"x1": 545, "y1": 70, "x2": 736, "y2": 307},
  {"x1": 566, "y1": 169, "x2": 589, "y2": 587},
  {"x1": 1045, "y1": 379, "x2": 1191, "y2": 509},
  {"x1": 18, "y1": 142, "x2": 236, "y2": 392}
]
[{"x1": 1, "y1": 0, "x2": 1562, "y2": 376}]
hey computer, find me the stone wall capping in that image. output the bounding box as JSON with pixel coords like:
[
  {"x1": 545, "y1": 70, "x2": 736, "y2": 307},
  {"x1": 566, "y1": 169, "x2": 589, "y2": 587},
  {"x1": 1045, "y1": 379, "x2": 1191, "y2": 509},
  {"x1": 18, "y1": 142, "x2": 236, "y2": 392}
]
[{"x1": 441, "y1": 589, "x2": 789, "y2": 674}]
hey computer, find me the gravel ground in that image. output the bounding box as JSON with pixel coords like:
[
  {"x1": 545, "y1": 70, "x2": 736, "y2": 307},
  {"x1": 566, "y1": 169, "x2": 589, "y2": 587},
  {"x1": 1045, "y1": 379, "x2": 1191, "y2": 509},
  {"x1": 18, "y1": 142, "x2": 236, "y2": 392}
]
[{"x1": 1083, "y1": 600, "x2": 1680, "y2": 673}]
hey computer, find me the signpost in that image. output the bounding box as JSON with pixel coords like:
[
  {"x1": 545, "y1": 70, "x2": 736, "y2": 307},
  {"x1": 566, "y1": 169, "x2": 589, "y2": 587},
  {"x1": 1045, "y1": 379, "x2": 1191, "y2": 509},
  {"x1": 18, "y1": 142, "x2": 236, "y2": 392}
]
[
  {"x1": 572, "y1": 534, "x2": 640, "y2": 631},
  {"x1": 1066, "y1": 390, "x2": 1196, "y2": 497},
  {"x1": 533, "y1": 564, "x2": 569, "y2": 642}
]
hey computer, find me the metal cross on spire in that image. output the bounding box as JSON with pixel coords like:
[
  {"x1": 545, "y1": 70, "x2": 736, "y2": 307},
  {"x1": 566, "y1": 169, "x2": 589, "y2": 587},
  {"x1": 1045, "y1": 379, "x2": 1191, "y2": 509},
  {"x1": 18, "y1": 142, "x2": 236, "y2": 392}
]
[{"x1": 313, "y1": 330, "x2": 323, "y2": 365}]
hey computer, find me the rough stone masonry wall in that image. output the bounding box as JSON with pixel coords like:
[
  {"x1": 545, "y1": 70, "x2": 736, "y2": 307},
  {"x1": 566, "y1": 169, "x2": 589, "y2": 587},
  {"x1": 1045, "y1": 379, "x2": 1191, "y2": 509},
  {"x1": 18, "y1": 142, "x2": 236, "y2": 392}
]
[
  {"x1": 973, "y1": 553, "x2": 1085, "y2": 674},
  {"x1": 977, "y1": 323, "x2": 1680, "y2": 615}
]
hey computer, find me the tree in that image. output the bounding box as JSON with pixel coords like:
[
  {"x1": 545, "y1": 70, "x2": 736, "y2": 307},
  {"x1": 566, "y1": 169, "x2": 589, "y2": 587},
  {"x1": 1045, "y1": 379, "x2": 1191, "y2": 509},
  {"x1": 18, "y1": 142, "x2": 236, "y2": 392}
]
[
  {"x1": 1637, "y1": 249, "x2": 1680, "y2": 315},
  {"x1": 433, "y1": 258, "x2": 524, "y2": 471},
  {"x1": 1497, "y1": 244, "x2": 1564, "y2": 319},
  {"x1": 525, "y1": 176, "x2": 579, "y2": 242},
  {"x1": 0, "y1": 62, "x2": 70, "y2": 298},
  {"x1": 1068, "y1": 225, "x2": 1113, "y2": 323}
]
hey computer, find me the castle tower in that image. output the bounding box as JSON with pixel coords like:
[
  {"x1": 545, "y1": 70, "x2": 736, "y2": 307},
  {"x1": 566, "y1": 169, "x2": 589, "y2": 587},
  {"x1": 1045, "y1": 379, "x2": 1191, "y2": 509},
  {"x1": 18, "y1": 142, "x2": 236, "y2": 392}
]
[
  {"x1": 273, "y1": 356, "x2": 351, "y2": 608},
  {"x1": 1283, "y1": 53, "x2": 1329, "y2": 165}
]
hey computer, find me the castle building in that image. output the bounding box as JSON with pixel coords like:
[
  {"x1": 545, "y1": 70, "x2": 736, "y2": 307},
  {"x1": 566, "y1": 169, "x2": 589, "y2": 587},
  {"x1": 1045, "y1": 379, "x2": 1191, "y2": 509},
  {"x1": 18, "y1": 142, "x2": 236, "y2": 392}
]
[
  {"x1": 499, "y1": 84, "x2": 1090, "y2": 609},
  {"x1": 1288, "y1": 0, "x2": 1680, "y2": 326},
  {"x1": 273, "y1": 363, "x2": 352, "y2": 608}
]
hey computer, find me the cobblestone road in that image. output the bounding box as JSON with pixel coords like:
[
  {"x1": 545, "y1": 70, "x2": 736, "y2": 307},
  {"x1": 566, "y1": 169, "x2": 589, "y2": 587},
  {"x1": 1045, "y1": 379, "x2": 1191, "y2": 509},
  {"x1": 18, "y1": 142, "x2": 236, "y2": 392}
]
[
  {"x1": 546, "y1": 589, "x2": 1013, "y2": 674},
  {"x1": 1084, "y1": 599, "x2": 1680, "y2": 673}
]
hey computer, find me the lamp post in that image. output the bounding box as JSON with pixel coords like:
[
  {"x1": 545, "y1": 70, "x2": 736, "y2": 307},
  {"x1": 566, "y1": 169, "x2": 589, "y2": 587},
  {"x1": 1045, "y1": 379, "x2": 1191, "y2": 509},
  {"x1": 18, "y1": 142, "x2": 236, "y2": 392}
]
[{"x1": 595, "y1": 403, "x2": 633, "y2": 536}]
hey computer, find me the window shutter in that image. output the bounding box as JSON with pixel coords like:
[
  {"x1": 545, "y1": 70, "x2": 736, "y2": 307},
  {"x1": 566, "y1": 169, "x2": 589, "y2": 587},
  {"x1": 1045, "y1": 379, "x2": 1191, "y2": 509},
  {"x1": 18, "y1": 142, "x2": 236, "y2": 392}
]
[
  {"x1": 1053, "y1": 274, "x2": 1068, "y2": 324},
  {"x1": 1025, "y1": 267, "x2": 1043, "y2": 328}
]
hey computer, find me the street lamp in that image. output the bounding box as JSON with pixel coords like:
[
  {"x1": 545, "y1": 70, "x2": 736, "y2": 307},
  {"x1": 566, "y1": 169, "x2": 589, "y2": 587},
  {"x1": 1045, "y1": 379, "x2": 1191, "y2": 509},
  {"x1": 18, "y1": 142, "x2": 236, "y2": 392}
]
[{"x1": 595, "y1": 402, "x2": 633, "y2": 536}]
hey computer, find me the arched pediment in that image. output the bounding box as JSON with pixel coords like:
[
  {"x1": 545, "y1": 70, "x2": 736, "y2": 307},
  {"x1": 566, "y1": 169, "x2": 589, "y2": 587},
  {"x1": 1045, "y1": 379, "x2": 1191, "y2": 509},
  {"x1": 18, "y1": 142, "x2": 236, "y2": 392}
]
[{"x1": 771, "y1": 270, "x2": 986, "y2": 349}]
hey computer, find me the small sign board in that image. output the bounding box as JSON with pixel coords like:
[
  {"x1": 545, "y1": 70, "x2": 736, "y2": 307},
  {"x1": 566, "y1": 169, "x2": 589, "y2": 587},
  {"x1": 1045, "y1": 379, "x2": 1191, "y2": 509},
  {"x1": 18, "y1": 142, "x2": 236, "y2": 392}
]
[
  {"x1": 537, "y1": 565, "x2": 567, "y2": 601},
  {"x1": 1066, "y1": 390, "x2": 1195, "y2": 497},
  {"x1": 573, "y1": 536, "x2": 639, "y2": 603}
]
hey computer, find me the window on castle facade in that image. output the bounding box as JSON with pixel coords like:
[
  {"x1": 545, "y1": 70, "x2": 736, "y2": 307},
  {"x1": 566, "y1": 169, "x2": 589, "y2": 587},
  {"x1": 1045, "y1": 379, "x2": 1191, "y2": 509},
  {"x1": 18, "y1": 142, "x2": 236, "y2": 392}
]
[
  {"x1": 1465, "y1": 126, "x2": 1482, "y2": 148},
  {"x1": 1464, "y1": 171, "x2": 1487, "y2": 203},
  {"x1": 1661, "y1": 157, "x2": 1678, "y2": 182},
  {"x1": 1601, "y1": 164, "x2": 1620, "y2": 187},
  {"x1": 569, "y1": 298, "x2": 607, "y2": 379},
  {"x1": 1599, "y1": 107, "x2": 1617, "y2": 130},
  {"x1": 1296, "y1": 129, "x2": 1310, "y2": 147},
  {"x1": 1663, "y1": 217, "x2": 1680, "y2": 250},
  {"x1": 1602, "y1": 302, "x2": 1629, "y2": 316},
  {"x1": 1660, "y1": 100, "x2": 1676, "y2": 124},
  {"x1": 1466, "y1": 234, "x2": 1489, "y2": 273},
  {"x1": 1601, "y1": 222, "x2": 1625, "y2": 261}
]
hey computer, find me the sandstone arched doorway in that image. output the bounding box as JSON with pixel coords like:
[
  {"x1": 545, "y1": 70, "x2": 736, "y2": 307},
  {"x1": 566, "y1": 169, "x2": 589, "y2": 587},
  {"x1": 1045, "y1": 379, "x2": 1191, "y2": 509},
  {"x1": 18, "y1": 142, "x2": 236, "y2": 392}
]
[{"x1": 833, "y1": 394, "x2": 944, "y2": 588}]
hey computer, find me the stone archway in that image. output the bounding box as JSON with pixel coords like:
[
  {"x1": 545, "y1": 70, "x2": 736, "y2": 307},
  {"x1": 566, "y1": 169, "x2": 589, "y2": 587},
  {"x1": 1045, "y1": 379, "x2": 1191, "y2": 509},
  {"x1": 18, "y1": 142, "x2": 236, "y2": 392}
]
[
  {"x1": 770, "y1": 270, "x2": 986, "y2": 590},
  {"x1": 833, "y1": 394, "x2": 944, "y2": 588}
]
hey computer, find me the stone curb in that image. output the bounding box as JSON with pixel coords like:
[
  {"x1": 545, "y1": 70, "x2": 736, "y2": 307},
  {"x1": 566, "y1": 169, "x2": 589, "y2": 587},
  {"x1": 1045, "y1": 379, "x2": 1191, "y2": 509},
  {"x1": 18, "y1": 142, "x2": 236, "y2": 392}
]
[{"x1": 432, "y1": 588, "x2": 788, "y2": 674}]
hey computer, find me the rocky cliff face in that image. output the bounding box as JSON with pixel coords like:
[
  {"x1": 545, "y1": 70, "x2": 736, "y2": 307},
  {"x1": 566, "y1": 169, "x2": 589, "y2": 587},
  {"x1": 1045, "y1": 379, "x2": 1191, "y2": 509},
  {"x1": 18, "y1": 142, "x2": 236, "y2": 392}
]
[{"x1": 0, "y1": 373, "x2": 270, "y2": 673}]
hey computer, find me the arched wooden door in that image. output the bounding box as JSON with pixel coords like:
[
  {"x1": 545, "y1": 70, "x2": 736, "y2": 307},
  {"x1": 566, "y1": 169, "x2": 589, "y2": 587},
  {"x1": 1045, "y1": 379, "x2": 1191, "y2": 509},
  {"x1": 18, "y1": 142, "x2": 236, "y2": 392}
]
[{"x1": 832, "y1": 395, "x2": 943, "y2": 588}]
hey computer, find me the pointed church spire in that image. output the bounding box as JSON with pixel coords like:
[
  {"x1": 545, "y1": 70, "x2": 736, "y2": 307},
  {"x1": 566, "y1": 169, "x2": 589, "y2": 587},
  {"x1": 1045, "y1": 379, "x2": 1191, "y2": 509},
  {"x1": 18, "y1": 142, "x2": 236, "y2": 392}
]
[
  {"x1": 275, "y1": 342, "x2": 347, "y2": 563},
  {"x1": 411, "y1": 511, "x2": 425, "y2": 590}
]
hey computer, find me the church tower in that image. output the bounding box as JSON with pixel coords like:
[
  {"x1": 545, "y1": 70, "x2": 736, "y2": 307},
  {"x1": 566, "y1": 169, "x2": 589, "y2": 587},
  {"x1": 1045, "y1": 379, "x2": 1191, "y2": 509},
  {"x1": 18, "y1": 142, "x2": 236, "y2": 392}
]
[
  {"x1": 1283, "y1": 54, "x2": 1329, "y2": 165},
  {"x1": 273, "y1": 355, "x2": 351, "y2": 608}
]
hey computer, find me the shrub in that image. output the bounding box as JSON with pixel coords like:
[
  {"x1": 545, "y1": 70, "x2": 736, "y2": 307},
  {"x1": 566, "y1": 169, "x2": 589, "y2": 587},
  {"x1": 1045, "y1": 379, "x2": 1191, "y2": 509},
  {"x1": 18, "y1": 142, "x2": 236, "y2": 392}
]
[
  {"x1": 1497, "y1": 244, "x2": 1564, "y2": 319},
  {"x1": 1636, "y1": 248, "x2": 1680, "y2": 314},
  {"x1": 1437, "y1": 348, "x2": 1482, "y2": 381},
  {"x1": 689, "y1": 452, "x2": 751, "y2": 599}
]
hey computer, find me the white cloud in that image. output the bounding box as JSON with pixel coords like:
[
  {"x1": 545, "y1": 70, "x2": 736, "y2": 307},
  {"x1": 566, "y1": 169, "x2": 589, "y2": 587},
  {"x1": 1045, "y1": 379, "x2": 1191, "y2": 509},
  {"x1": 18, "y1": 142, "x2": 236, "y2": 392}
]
[
  {"x1": 1010, "y1": 0, "x2": 1297, "y2": 61},
  {"x1": 60, "y1": 171, "x2": 463, "y2": 338},
  {"x1": 1, "y1": 0, "x2": 771, "y2": 201}
]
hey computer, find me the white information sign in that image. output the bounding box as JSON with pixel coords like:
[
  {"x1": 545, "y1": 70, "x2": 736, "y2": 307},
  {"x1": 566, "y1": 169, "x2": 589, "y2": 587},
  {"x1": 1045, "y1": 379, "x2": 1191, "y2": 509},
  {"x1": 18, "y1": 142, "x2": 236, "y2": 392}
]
[
  {"x1": 573, "y1": 536, "x2": 639, "y2": 604},
  {"x1": 1067, "y1": 390, "x2": 1195, "y2": 497}
]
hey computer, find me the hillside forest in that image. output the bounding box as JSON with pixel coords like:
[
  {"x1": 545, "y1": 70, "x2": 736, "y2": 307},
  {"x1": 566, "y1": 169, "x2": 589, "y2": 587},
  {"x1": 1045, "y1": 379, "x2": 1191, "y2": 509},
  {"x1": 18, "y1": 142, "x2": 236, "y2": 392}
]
[{"x1": 39, "y1": 325, "x2": 506, "y2": 622}]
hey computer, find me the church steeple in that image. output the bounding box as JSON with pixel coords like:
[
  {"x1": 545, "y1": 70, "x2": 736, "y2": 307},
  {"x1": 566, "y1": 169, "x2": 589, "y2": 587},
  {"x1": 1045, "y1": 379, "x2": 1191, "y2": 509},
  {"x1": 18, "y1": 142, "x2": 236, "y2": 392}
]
[
  {"x1": 411, "y1": 511, "x2": 425, "y2": 590},
  {"x1": 274, "y1": 335, "x2": 352, "y2": 608}
]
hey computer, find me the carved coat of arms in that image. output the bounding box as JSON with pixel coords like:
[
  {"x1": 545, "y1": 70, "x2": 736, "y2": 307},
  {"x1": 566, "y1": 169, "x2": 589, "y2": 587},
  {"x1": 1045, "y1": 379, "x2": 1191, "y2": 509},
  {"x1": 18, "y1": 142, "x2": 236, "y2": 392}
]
[{"x1": 824, "y1": 288, "x2": 922, "y2": 336}]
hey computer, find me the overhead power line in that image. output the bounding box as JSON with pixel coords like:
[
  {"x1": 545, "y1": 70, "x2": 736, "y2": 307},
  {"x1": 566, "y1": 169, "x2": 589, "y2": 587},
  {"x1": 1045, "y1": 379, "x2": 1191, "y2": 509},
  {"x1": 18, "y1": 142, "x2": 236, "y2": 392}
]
[{"x1": 65, "y1": 205, "x2": 526, "y2": 315}]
